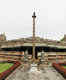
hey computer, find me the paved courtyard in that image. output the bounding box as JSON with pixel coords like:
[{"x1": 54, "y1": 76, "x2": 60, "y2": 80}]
[{"x1": 6, "y1": 63, "x2": 65, "y2": 80}]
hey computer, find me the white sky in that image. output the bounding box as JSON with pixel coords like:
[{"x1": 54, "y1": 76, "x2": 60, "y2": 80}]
[{"x1": 0, "y1": 0, "x2": 66, "y2": 40}]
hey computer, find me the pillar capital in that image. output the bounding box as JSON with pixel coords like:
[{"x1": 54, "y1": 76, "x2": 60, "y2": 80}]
[{"x1": 32, "y1": 12, "x2": 36, "y2": 18}]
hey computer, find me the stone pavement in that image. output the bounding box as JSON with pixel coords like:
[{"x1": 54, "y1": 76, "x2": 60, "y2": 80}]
[{"x1": 6, "y1": 63, "x2": 65, "y2": 80}]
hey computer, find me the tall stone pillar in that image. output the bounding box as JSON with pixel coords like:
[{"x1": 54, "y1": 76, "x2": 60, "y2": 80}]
[{"x1": 32, "y1": 12, "x2": 36, "y2": 60}]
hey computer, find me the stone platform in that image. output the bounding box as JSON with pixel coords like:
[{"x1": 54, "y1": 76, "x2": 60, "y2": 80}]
[{"x1": 6, "y1": 63, "x2": 65, "y2": 80}]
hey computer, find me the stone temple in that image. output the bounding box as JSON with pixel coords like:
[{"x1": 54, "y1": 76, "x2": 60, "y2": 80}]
[{"x1": 0, "y1": 12, "x2": 66, "y2": 63}]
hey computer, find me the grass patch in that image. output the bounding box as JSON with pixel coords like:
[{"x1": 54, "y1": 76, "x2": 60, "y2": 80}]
[
  {"x1": 63, "y1": 66, "x2": 66, "y2": 69},
  {"x1": 0, "y1": 63, "x2": 13, "y2": 73}
]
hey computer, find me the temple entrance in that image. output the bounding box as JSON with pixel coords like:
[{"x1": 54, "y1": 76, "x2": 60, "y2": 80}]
[{"x1": 1, "y1": 46, "x2": 66, "y2": 61}]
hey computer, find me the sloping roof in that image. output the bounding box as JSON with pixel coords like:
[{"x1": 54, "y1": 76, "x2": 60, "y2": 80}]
[{"x1": 0, "y1": 36, "x2": 66, "y2": 48}]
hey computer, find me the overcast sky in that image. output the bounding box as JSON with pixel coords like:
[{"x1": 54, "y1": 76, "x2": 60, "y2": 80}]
[{"x1": 0, "y1": 0, "x2": 66, "y2": 40}]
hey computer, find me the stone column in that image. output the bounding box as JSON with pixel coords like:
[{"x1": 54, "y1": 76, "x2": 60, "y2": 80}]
[{"x1": 32, "y1": 12, "x2": 36, "y2": 60}]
